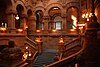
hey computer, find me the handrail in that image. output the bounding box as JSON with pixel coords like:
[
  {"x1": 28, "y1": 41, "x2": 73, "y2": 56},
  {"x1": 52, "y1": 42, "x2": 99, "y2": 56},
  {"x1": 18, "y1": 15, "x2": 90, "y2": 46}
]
[
  {"x1": 44, "y1": 37, "x2": 84, "y2": 67},
  {"x1": 64, "y1": 43, "x2": 80, "y2": 52},
  {"x1": 18, "y1": 36, "x2": 39, "y2": 67},
  {"x1": 25, "y1": 36, "x2": 37, "y2": 45},
  {"x1": 64, "y1": 37, "x2": 80, "y2": 48},
  {"x1": 86, "y1": 28, "x2": 100, "y2": 31},
  {"x1": 25, "y1": 41, "x2": 37, "y2": 50}
]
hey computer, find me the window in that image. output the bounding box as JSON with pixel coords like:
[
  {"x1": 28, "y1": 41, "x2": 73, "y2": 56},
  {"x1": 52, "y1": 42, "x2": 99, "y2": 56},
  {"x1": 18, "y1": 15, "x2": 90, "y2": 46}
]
[
  {"x1": 48, "y1": 21, "x2": 62, "y2": 30},
  {"x1": 55, "y1": 21, "x2": 62, "y2": 30}
]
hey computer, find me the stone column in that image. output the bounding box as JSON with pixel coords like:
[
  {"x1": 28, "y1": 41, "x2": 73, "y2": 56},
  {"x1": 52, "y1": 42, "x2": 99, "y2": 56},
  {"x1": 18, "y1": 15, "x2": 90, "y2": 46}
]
[
  {"x1": 28, "y1": 15, "x2": 36, "y2": 35},
  {"x1": 62, "y1": 16, "x2": 66, "y2": 30},
  {"x1": 6, "y1": 10, "x2": 16, "y2": 33},
  {"x1": 20, "y1": 13, "x2": 28, "y2": 30},
  {"x1": 61, "y1": 10, "x2": 66, "y2": 30},
  {"x1": 43, "y1": 16, "x2": 49, "y2": 30}
]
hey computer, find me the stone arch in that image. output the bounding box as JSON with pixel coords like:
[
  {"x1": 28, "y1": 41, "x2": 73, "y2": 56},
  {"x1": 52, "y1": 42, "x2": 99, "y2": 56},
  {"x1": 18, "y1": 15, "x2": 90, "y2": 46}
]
[
  {"x1": 66, "y1": 2, "x2": 79, "y2": 9},
  {"x1": 27, "y1": 5, "x2": 33, "y2": 15},
  {"x1": 35, "y1": 10, "x2": 44, "y2": 30},
  {"x1": 66, "y1": 2, "x2": 79, "y2": 12},
  {"x1": 95, "y1": 4, "x2": 100, "y2": 23},
  {"x1": 15, "y1": 1, "x2": 27, "y2": 29},
  {"x1": 45, "y1": 3, "x2": 63, "y2": 16},
  {"x1": 66, "y1": 2, "x2": 79, "y2": 22},
  {"x1": 34, "y1": 6, "x2": 45, "y2": 16},
  {"x1": 15, "y1": 1, "x2": 27, "y2": 15}
]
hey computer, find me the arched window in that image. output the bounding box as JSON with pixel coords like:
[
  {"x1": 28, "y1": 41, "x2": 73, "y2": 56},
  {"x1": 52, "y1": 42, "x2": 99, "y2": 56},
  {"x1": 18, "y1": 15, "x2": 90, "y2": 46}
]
[
  {"x1": 36, "y1": 10, "x2": 44, "y2": 30},
  {"x1": 48, "y1": 7, "x2": 62, "y2": 30}
]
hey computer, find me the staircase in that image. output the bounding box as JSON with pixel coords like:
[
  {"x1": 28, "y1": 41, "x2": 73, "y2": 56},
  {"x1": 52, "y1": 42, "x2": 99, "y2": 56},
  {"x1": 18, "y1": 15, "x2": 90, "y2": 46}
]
[{"x1": 34, "y1": 49, "x2": 58, "y2": 67}]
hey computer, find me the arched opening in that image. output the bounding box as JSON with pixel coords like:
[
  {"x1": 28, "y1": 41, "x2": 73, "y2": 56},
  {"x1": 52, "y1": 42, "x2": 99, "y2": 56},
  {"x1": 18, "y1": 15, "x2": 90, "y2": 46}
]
[
  {"x1": 27, "y1": 9, "x2": 32, "y2": 17},
  {"x1": 48, "y1": 7, "x2": 62, "y2": 30},
  {"x1": 27, "y1": 9, "x2": 33, "y2": 34},
  {"x1": 35, "y1": 10, "x2": 44, "y2": 30},
  {"x1": 16, "y1": 4, "x2": 24, "y2": 29}
]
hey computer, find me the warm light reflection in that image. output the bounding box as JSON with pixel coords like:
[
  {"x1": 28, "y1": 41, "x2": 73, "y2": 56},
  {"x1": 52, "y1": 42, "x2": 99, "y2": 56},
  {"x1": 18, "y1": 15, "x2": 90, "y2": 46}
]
[
  {"x1": 70, "y1": 29, "x2": 76, "y2": 32},
  {"x1": 25, "y1": 26, "x2": 28, "y2": 29},
  {"x1": 17, "y1": 29, "x2": 23, "y2": 32},
  {"x1": 71, "y1": 15, "x2": 77, "y2": 29},
  {"x1": 78, "y1": 24, "x2": 85, "y2": 26},
  {"x1": 36, "y1": 30, "x2": 41, "y2": 33},
  {"x1": 75, "y1": 63, "x2": 78, "y2": 67},
  {"x1": 0, "y1": 27, "x2": 6, "y2": 31}
]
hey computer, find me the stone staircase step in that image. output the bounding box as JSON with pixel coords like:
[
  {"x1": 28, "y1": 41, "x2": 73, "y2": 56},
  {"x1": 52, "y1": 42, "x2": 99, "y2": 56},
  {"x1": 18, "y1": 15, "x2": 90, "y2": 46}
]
[{"x1": 34, "y1": 49, "x2": 58, "y2": 67}]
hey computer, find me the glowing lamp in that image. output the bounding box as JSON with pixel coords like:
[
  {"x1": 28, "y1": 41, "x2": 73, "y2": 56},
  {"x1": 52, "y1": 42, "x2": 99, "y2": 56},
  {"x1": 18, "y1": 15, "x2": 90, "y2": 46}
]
[
  {"x1": 23, "y1": 53, "x2": 28, "y2": 60},
  {"x1": 59, "y1": 37, "x2": 64, "y2": 44},
  {"x1": 52, "y1": 29, "x2": 56, "y2": 32},
  {"x1": 17, "y1": 29, "x2": 23, "y2": 32},
  {"x1": 0, "y1": 27, "x2": 6, "y2": 31},
  {"x1": 28, "y1": 53, "x2": 32, "y2": 57},
  {"x1": 35, "y1": 38, "x2": 41, "y2": 43},
  {"x1": 36, "y1": 30, "x2": 41, "y2": 33},
  {"x1": 15, "y1": 15, "x2": 19, "y2": 20},
  {"x1": 25, "y1": 46, "x2": 28, "y2": 49}
]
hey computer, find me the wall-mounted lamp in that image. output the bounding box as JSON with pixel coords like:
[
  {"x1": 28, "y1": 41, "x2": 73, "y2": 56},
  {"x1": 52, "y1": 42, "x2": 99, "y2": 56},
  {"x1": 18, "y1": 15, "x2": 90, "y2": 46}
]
[
  {"x1": 58, "y1": 37, "x2": 65, "y2": 53},
  {"x1": 15, "y1": 14, "x2": 19, "y2": 20}
]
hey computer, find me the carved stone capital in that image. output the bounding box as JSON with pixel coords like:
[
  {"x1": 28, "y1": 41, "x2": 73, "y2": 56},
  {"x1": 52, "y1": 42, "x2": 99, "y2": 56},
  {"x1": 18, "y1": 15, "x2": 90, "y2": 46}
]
[
  {"x1": 6, "y1": 9, "x2": 17, "y2": 15},
  {"x1": 43, "y1": 16, "x2": 49, "y2": 20},
  {"x1": 21, "y1": 14, "x2": 28, "y2": 18},
  {"x1": 28, "y1": 16, "x2": 36, "y2": 20}
]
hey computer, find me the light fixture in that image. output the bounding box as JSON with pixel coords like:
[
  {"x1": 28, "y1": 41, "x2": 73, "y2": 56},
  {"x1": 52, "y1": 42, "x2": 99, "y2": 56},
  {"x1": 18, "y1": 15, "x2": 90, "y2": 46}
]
[
  {"x1": 59, "y1": 37, "x2": 64, "y2": 44},
  {"x1": 52, "y1": 28, "x2": 56, "y2": 32},
  {"x1": 36, "y1": 30, "x2": 41, "y2": 33},
  {"x1": 53, "y1": 7, "x2": 59, "y2": 10},
  {"x1": 15, "y1": 14, "x2": 19, "y2": 20},
  {"x1": 35, "y1": 37, "x2": 41, "y2": 43}
]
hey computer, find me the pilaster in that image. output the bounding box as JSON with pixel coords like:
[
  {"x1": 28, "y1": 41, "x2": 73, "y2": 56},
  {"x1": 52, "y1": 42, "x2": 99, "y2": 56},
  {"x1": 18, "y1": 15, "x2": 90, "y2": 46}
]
[
  {"x1": 28, "y1": 15, "x2": 36, "y2": 34},
  {"x1": 6, "y1": 9, "x2": 17, "y2": 33},
  {"x1": 20, "y1": 13, "x2": 28, "y2": 30},
  {"x1": 43, "y1": 16, "x2": 49, "y2": 30}
]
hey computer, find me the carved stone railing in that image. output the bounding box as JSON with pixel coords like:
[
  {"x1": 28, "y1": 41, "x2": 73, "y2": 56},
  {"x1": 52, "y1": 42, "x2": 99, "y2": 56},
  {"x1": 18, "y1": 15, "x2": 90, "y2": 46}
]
[
  {"x1": 15, "y1": 36, "x2": 39, "y2": 67},
  {"x1": 44, "y1": 35, "x2": 85, "y2": 67}
]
